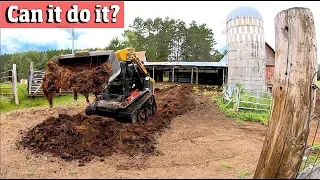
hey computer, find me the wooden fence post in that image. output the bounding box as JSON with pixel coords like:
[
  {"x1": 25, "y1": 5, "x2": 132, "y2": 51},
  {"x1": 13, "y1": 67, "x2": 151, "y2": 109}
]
[
  {"x1": 12, "y1": 64, "x2": 19, "y2": 105},
  {"x1": 254, "y1": 7, "x2": 317, "y2": 179},
  {"x1": 28, "y1": 62, "x2": 33, "y2": 95}
]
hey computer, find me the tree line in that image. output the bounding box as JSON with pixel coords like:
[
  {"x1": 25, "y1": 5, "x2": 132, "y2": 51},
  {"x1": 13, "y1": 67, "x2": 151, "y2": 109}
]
[{"x1": 0, "y1": 17, "x2": 227, "y2": 80}]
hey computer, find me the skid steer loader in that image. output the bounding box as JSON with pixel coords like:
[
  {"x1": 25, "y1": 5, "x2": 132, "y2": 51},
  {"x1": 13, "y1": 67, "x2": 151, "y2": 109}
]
[{"x1": 56, "y1": 48, "x2": 157, "y2": 123}]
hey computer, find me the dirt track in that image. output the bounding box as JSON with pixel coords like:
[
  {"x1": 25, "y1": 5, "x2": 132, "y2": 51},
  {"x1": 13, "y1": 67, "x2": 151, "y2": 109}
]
[{"x1": 1, "y1": 83, "x2": 267, "y2": 178}]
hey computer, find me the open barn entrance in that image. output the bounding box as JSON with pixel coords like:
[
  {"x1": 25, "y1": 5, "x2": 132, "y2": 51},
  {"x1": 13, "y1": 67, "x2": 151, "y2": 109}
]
[{"x1": 145, "y1": 64, "x2": 227, "y2": 86}]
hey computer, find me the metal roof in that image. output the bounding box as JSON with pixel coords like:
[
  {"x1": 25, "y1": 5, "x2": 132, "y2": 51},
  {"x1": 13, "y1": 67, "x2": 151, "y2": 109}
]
[
  {"x1": 226, "y1": 6, "x2": 263, "y2": 22},
  {"x1": 143, "y1": 59, "x2": 228, "y2": 67},
  {"x1": 58, "y1": 50, "x2": 114, "y2": 59}
]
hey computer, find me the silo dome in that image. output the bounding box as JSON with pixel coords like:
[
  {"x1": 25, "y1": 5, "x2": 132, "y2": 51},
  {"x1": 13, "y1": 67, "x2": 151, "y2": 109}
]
[
  {"x1": 226, "y1": 6, "x2": 263, "y2": 23},
  {"x1": 225, "y1": 6, "x2": 266, "y2": 92}
]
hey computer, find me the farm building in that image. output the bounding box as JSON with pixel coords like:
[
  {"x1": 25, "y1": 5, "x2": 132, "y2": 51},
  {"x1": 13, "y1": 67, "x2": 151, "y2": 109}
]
[
  {"x1": 143, "y1": 41, "x2": 275, "y2": 89},
  {"x1": 144, "y1": 5, "x2": 275, "y2": 92}
]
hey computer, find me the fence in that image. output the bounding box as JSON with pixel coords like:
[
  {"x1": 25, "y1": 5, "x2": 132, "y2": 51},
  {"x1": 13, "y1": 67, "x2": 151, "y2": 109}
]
[
  {"x1": 28, "y1": 62, "x2": 72, "y2": 97},
  {"x1": 234, "y1": 87, "x2": 272, "y2": 112},
  {"x1": 296, "y1": 76, "x2": 320, "y2": 179},
  {"x1": 222, "y1": 84, "x2": 272, "y2": 112},
  {"x1": 0, "y1": 64, "x2": 19, "y2": 104}
]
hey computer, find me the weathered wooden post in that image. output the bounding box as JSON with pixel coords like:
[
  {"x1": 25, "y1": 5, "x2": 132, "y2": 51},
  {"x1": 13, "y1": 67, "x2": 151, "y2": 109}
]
[
  {"x1": 28, "y1": 62, "x2": 33, "y2": 95},
  {"x1": 12, "y1": 64, "x2": 19, "y2": 105},
  {"x1": 254, "y1": 7, "x2": 317, "y2": 179}
]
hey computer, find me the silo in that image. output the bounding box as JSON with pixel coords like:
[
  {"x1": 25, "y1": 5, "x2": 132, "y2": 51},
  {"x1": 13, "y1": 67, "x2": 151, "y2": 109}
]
[{"x1": 226, "y1": 6, "x2": 266, "y2": 91}]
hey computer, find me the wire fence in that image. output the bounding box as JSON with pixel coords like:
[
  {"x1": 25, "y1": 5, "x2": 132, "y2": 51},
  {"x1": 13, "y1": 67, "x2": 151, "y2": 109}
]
[{"x1": 296, "y1": 71, "x2": 320, "y2": 179}]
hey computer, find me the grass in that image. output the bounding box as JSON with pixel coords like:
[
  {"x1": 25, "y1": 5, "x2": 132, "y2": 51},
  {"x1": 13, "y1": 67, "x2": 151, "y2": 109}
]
[
  {"x1": 0, "y1": 84, "x2": 83, "y2": 114},
  {"x1": 236, "y1": 170, "x2": 252, "y2": 179},
  {"x1": 201, "y1": 85, "x2": 270, "y2": 125},
  {"x1": 221, "y1": 162, "x2": 232, "y2": 169}
]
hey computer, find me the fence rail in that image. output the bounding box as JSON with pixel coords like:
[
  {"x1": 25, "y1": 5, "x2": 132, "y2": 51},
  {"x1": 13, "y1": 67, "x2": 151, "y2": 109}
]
[
  {"x1": 222, "y1": 84, "x2": 272, "y2": 112},
  {"x1": 235, "y1": 87, "x2": 272, "y2": 112},
  {"x1": 0, "y1": 64, "x2": 19, "y2": 104}
]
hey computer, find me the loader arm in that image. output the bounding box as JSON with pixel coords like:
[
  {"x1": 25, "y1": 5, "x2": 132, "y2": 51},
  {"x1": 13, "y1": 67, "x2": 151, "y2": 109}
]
[{"x1": 115, "y1": 48, "x2": 155, "y2": 93}]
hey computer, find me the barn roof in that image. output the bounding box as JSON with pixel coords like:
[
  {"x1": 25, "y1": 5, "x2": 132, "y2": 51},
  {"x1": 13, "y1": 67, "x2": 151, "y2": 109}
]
[
  {"x1": 265, "y1": 42, "x2": 275, "y2": 53},
  {"x1": 135, "y1": 51, "x2": 147, "y2": 62},
  {"x1": 143, "y1": 59, "x2": 228, "y2": 68}
]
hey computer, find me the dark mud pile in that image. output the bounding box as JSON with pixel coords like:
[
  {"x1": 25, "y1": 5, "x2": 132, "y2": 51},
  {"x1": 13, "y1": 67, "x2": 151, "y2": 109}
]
[
  {"x1": 42, "y1": 60, "x2": 113, "y2": 106},
  {"x1": 19, "y1": 85, "x2": 195, "y2": 164}
]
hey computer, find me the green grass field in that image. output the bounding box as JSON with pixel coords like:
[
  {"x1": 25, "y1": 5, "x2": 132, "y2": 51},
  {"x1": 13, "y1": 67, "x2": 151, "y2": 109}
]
[{"x1": 0, "y1": 84, "x2": 83, "y2": 114}]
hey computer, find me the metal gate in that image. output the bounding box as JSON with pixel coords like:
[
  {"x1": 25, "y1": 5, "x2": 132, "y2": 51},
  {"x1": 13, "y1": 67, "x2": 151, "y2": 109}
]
[
  {"x1": 234, "y1": 86, "x2": 272, "y2": 112},
  {"x1": 0, "y1": 64, "x2": 19, "y2": 104},
  {"x1": 28, "y1": 62, "x2": 73, "y2": 97}
]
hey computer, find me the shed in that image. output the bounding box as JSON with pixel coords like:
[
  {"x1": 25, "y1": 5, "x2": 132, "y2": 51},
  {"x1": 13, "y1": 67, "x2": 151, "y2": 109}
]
[{"x1": 144, "y1": 60, "x2": 228, "y2": 85}]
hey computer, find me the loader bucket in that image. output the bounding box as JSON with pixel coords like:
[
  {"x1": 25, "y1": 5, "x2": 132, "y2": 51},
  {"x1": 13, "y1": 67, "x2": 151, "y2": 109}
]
[{"x1": 57, "y1": 50, "x2": 121, "y2": 76}]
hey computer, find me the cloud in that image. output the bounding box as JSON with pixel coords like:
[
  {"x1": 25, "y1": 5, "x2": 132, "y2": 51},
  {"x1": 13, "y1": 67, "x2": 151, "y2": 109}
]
[{"x1": 1, "y1": 1, "x2": 320, "y2": 61}]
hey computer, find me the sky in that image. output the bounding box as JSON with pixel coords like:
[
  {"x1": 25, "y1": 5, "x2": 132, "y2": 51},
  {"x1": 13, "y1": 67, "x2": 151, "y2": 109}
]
[{"x1": 1, "y1": 1, "x2": 320, "y2": 59}]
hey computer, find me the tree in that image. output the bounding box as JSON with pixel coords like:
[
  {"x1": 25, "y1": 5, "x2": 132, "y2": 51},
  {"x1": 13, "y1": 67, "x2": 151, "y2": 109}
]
[
  {"x1": 106, "y1": 37, "x2": 126, "y2": 51},
  {"x1": 212, "y1": 49, "x2": 227, "y2": 62},
  {"x1": 181, "y1": 21, "x2": 217, "y2": 62}
]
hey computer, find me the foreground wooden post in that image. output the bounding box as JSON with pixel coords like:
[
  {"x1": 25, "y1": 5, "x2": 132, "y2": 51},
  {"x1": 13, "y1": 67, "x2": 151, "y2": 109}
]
[{"x1": 254, "y1": 7, "x2": 317, "y2": 179}]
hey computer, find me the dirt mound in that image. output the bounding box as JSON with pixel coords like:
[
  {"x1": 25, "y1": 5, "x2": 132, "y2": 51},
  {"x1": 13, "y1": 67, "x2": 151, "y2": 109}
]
[
  {"x1": 42, "y1": 60, "x2": 113, "y2": 106},
  {"x1": 19, "y1": 85, "x2": 195, "y2": 164}
]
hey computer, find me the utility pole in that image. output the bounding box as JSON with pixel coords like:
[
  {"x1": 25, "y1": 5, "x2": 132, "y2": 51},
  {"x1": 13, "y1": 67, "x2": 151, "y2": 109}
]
[
  {"x1": 72, "y1": 28, "x2": 74, "y2": 54},
  {"x1": 61, "y1": 28, "x2": 75, "y2": 54},
  {"x1": 254, "y1": 7, "x2": 317, "y2": 179}
]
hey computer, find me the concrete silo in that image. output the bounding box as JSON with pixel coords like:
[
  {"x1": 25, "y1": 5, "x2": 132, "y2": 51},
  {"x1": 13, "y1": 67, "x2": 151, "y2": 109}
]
[{"x1": 226, "y1": 6, "x2": 266, "y2": 91}]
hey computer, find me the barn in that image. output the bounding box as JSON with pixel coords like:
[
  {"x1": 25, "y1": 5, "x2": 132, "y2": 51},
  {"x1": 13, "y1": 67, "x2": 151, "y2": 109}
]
[
  {"x1": 143, "y1": 41, "x2": 275, "y2": 89},
  {"x1": 143, "y1": 5, "x2": 275, "y2": 92}
]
